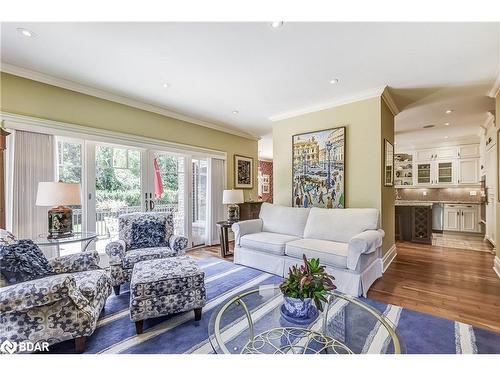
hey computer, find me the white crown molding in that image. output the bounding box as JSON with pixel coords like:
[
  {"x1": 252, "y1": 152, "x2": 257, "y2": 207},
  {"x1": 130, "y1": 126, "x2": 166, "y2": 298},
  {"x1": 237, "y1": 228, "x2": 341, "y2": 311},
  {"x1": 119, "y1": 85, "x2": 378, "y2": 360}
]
[
  {"x1": 0, "y1": 111, "x2": 227, "y2": 159},
  {"x1": 480, "y1": 112, "x2": 495, "y2": 130},
  {"x1": 268, "y1": 86, "x2": 387, "y2": 122},
  {"x1": 381, "y1": 87, "x2": 400, "y2": 117},
  {"x1": 0, "y1": 63, "x2": 259, "y2": 141},
  {"x1": 488, "y1": 69, "x2": 500, "y2": 98}
]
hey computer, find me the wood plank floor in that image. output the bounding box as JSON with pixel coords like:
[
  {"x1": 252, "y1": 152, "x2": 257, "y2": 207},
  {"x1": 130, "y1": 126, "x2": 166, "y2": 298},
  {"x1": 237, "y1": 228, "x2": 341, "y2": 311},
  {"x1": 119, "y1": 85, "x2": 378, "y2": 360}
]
[
  {"x1": 369, "y1": 241, "x2": 500, "y2": 333},
  {"x1": 188, "y1": 240, "x2": 500, "y2": 333}
]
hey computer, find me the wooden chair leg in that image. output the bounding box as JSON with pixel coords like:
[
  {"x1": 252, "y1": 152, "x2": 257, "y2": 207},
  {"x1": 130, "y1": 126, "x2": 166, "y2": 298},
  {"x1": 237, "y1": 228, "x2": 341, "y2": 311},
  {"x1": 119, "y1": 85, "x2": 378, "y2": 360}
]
[
  {"x1": 135, "y1": 320, "x2": 144, "y2": 334},
  {"x1": 75, "y1": 337, "x2": 86, "y2": 353},
  {"x1": 194, "y1": 307, "x2": 202, "y2": 321},
  {"x1": 113, "y1": 285, "x2": 120, "y2": 296}
]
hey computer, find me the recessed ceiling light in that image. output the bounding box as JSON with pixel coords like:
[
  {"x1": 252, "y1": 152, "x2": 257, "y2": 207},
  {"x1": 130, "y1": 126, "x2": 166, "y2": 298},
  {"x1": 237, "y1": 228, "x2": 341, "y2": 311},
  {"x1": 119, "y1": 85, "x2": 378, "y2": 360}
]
[
  {"x1": 232, "y1": 110, "x2": 239, "y2": 115},
  {"x1": 270, "y1": 21, "x2": 284, "y2": 29},
  {"x1": 445, "y1": 109, "x2": 454, "y2": 114},
  {"x1": 17, "y1": 28, "x2": 35, "y2": 37},
  {"x1": 444, "y1": 136, "x2": 449, "y2": 139},
  {"x1": 329, "y1": 78, "x2": 339, "y2": 84},
  {"x1": 444, "y1": 122, "x2": 450, "y2": 126},
  {"x1": 162, "y1": 83, "x2": 170, "y2": 88}
]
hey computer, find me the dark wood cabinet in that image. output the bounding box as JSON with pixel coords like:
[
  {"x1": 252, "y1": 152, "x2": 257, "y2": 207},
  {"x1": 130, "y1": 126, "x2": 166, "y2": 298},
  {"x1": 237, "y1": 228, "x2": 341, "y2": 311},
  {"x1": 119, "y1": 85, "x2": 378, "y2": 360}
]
[
  {"x1": 238, "y1": 201, "x2": 263, "y2": 220},
  {"x1": 395, "y1": 205, "x2": 432, "y2": 244}
]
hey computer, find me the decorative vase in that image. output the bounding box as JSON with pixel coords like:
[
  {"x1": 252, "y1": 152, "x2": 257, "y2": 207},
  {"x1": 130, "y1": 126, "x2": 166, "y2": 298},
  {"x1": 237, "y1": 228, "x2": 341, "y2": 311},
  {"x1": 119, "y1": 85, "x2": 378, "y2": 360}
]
[{"x1": 283, "y1": 296, "x2": 314, "y2": 318}]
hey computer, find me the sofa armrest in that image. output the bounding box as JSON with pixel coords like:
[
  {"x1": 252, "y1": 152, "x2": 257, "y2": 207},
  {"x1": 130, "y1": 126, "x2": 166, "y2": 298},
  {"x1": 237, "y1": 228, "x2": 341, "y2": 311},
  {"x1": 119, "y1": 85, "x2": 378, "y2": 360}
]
[
  {"x1": 169, "y1": 235, "x2": 188, "y2": 255},
  {"x1": 347, "y1": 229, "x2": 385, "y2": 270},
  {"x1": 0, "y1": 274, "x2": 89, "y2": 313},
  {"x1": 105, "y1": 240, "x2": 127, "y2": 266},
  {"x1": 231, "y1": 219, "x2": 263, "y2": 246},
  {"x1": 49, "y1": 251, "x2": 101, "y2": 274}
]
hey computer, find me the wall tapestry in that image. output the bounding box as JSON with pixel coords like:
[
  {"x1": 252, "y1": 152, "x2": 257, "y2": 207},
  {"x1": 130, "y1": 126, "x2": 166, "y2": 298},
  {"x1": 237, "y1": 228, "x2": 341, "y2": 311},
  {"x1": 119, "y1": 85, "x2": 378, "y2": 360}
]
[{"x1": 292, "y1": 126, "x2": 345, "y2": 208}]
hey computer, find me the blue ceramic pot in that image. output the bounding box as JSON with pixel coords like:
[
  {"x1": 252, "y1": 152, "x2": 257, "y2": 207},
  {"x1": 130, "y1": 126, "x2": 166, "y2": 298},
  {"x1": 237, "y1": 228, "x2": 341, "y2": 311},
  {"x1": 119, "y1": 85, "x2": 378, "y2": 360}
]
[{"x1": 283, "y1": 296, "x2": 314, "y2": 319}]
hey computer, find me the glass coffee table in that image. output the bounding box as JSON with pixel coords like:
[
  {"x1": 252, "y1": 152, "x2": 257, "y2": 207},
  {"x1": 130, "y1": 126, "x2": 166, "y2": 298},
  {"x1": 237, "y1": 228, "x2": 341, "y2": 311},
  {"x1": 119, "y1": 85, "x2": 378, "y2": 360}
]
[
  {"x1": 32, "y1": 232, "x2": 98, "y2": 257},
  {"x1": 208, "y1": 284, "x2": 404, "y2": 354}
]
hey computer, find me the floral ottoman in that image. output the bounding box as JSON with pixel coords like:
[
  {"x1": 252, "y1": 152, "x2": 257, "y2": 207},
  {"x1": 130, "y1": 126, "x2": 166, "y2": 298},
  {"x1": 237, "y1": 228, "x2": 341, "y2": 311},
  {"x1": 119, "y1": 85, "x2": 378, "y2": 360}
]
[{"x1": 129, "y1": 256, "x2": 206, "y2": 334}]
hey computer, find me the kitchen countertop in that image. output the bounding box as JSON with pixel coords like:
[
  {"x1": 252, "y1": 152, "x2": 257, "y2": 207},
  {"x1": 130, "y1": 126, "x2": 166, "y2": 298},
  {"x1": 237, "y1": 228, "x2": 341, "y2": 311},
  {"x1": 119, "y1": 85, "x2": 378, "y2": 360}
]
[{"x1": 395, "y1": 200, "x2": 484, "y2": 206}]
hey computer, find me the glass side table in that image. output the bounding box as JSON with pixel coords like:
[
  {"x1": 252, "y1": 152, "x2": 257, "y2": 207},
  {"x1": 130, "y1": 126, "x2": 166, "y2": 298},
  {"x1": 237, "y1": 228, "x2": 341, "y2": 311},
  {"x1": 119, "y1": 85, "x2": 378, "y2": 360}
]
[{"x1": 32, "y1": 232, "x2": 98, "y2": 258}]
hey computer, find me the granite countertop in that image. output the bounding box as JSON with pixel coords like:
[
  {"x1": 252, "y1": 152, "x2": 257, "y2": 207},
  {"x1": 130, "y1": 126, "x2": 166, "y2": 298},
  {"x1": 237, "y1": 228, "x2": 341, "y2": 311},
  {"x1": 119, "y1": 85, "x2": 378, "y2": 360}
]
[{"x1": 395, "y1": 200, "x2": 484, "y2": 206}]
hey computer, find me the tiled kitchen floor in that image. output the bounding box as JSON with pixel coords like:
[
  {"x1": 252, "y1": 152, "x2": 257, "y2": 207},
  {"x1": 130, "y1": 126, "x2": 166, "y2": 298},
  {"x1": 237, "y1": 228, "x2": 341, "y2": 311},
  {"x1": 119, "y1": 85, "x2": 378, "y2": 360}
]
[{"x1": 432, "y1": 232, "x2": 495, "y2": 253}]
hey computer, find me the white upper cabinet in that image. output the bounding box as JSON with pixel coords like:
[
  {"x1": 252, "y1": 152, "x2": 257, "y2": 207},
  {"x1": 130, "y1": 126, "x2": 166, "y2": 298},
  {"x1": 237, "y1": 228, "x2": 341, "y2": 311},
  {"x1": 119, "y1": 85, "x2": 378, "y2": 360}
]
[
  {"x1": 458, "y1": 144, "x2": 480, "y2": 159},
  {"x1": 435, "y1": 147, "x2": 458, "y2": 159},
  {"x1": 416, "y1": 149, "x2": 435, "y2": 161},
  {"x1": 457, "y1": 158, "x2": 479, "y2": 184}
]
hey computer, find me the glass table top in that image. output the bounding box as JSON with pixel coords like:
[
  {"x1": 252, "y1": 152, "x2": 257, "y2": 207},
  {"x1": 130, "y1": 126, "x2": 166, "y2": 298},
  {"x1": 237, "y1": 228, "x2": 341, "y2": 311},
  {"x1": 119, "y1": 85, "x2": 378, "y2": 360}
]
[
  {"x1": 32, "y1": 231, "x2": 98, "y2": 245},
  {"x1": 208, "y1": 284, "x2": 404, "y2": 354}
]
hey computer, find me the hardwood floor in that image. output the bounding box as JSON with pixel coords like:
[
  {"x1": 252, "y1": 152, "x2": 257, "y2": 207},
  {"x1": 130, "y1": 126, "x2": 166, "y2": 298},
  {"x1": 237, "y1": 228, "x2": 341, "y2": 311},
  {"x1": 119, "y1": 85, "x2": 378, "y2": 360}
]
[
  {"x1": 369, "y1": 241, "x2": 500, "y2": 333},
  {"x1": 189, "y1": 240, "x2": 500, "y2": 333}
]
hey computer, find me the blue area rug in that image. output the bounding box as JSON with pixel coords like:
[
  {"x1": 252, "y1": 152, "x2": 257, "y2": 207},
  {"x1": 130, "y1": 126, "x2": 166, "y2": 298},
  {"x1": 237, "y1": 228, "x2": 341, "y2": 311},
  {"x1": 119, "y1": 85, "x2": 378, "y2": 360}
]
[{"x1": 50, "y1": 256, "x2": 500, "y2": 354}]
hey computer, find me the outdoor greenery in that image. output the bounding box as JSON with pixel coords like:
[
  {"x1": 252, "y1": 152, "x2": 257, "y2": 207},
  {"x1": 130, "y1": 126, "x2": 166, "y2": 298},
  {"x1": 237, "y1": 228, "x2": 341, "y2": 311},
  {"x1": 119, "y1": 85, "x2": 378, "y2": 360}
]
[
  {"x1": 58, "y1": 142, "x2": 182, "y2": 209},
  {"x1": 279, "y1": 255, "x2": 336, "y2": 311}
]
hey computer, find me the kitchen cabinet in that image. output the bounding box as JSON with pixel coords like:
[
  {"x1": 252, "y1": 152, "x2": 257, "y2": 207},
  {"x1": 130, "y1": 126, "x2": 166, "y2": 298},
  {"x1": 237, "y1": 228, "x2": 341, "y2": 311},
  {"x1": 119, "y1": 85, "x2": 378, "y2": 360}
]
[
  {"x1": 443, "y1": 204, "x2": 481, "y2": 233},
  {"x1": 415, "y1": 160, "x2": 456, "y2": 185},
  {"x1": 416, "y1": 162, "x2": 432, "y2": 184},
  {"x1": 485, "y1": 143, "x2": 497, "y2": 245},
  {"x1": 457, "y1": 158, "x2": 479, "y2": 184},
  {"x1": 458, "y1": 144, "x2": 480, "y2": 158}
]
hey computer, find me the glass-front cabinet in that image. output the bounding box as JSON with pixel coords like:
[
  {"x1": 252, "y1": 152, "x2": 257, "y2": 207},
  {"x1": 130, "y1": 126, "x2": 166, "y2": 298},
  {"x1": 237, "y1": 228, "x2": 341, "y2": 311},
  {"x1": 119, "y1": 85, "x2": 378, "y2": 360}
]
[
  {"x1": 436, "y1": 160, "x2": 454, "y2": 184},
  {"x1": 416, "y1": 163, "x2": 431, "y2": 184}
]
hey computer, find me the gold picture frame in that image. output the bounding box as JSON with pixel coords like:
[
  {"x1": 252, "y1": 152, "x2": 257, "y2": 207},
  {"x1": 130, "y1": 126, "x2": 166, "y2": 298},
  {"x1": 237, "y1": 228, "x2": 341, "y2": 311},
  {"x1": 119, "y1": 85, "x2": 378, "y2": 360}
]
[{"x1": 234, "y1": 154, "x2": 254, "y2": 189}]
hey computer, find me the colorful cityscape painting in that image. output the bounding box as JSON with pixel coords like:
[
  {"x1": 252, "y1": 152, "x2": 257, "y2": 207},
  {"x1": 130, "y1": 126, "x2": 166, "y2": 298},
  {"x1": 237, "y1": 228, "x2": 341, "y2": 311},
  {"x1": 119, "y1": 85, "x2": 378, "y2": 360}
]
[{"x1": 292, "y1": 126, "x2": 345, "y2": 208}]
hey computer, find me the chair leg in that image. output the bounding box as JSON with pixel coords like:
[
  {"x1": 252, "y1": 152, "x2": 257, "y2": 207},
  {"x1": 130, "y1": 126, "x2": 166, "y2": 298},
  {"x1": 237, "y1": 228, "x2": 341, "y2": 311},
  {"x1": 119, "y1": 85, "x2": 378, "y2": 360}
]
[
  {"x1": 194, "y1": 307, "x2": 202, "y2": 321},
  {"x1": 113, "y1": 285, "x2": 120, "y2": 296},
  {"x1": 135, "y1": 320, "x2": 144, "y2": 334},
  {"x1": 75, "y1": 337, "x2": 86, "y2": 353}
]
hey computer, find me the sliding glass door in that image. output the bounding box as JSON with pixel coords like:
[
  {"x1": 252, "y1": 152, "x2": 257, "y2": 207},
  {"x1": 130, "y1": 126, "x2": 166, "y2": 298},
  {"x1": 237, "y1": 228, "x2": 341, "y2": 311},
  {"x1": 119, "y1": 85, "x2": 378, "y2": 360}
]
[{"x1": 192, "y1": 158, "x2": 208, "y2": 247}]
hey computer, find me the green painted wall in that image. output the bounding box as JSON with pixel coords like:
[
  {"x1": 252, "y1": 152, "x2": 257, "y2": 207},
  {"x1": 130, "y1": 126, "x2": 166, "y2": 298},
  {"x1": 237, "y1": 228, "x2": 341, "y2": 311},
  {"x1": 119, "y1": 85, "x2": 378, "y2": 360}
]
[
  {"x1": 272, "y1": 96, "x2": 395, "y2": 255},
  {"x1": 0, "y1": 72, "x2": 258, "y2": 199},
  {"x1": 496, "y1": 91, "x2": 500, "y2": 259}
]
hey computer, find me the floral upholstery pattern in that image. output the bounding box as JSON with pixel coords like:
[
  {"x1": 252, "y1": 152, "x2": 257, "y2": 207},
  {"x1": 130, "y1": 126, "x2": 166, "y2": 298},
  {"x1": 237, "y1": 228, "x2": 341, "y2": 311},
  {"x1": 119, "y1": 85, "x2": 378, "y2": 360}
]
[
  {"x1": 0, "y1": 229, "x2": 17, "y2": 245},
  {"x1": 0, "y1": 239, "x2": 55, "y2": 284},
  {"x1": 130, "y1": 220, "x2": 168, "y2": 249},
  {"x1": 49, "y1": 251, "x2": 100, "y2": 274},
  {"x1": 129, "y1": 257, "x2": 206, "y2": 322},
  {"x1": 0, "y1": 243, "x2": 112, "y2": 351},
  {"x1": 105, "y1": 212, "x2": 188, "y2": 291}
]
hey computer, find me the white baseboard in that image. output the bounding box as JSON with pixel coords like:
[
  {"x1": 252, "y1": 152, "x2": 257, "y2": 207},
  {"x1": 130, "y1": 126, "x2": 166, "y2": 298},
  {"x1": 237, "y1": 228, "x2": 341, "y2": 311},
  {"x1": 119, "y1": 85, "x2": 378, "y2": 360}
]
[
  {"x1": 493, "y1": 256, "x2": 500, "y2": 279},
  {"x1": 382, "y1": 244, "x2": 397, "y2": 273}
]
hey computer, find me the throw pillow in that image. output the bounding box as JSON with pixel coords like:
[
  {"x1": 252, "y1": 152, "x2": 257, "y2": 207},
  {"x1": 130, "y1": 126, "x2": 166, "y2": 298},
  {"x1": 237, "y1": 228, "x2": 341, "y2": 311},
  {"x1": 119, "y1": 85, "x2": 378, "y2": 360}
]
[
  {"x1": 0, "y1": 240, "x2": 54, "y2": 284},
  {"x1": 130, "y1": 219, "x2": 167, "y2": 249},
  {"x1": 0, "y1": 229, "x2": 17, "y2": 245}
]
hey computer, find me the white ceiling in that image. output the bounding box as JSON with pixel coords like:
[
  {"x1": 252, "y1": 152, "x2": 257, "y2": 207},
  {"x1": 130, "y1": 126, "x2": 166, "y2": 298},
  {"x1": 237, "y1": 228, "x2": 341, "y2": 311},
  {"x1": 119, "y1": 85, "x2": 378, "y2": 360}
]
[{"x1": 1, "y1": 22, "x2": 499, "y2": 157}]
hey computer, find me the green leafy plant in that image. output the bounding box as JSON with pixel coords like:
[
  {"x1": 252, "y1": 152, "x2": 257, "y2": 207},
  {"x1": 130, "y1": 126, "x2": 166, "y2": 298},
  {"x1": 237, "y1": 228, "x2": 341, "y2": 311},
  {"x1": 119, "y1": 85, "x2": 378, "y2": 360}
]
[{"x1": 279, "y1": 255, "x2": 336, "y2": 311}]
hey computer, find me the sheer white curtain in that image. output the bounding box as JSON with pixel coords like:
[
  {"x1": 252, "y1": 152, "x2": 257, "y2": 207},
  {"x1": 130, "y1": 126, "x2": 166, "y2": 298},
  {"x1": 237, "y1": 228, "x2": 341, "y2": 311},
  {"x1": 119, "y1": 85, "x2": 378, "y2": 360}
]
[
  {"x1": 207, "y1": 158, "x2": 225, "y2": 245},
  {"x1": 11, "y1": 130, "x2": 55, "y2": 239}
]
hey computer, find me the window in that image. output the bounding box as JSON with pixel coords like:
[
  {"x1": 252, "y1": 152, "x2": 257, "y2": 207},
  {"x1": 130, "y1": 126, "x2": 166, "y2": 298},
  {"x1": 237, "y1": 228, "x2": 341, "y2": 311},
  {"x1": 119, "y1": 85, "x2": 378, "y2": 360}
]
[{"x1": 57, "y1": 140, "x2": 83, "y2": 183}]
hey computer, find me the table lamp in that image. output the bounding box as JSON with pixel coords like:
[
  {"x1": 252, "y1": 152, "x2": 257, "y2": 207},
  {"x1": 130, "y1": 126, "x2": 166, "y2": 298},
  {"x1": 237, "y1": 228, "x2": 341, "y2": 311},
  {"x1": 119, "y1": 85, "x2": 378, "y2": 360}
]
[
  {"x1": 222, "y1": 189, "x2": 244, "y2": 222},
  {"x1": 36, "y1": 182, "x2": 82, "y2": 238}
]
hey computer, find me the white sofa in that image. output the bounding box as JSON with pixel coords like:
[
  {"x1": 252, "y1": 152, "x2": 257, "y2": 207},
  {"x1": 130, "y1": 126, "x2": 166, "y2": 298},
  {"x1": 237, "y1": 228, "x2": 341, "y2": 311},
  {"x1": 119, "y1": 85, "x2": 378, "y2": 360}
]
[{"x1": 231, "y1": 203, "x2": 385, "y2": 297}]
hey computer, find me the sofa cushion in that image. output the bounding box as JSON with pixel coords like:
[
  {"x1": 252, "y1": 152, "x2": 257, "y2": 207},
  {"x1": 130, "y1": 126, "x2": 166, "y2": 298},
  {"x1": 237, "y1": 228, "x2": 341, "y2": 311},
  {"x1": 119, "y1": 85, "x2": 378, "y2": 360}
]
[
  {"x1": 122, "y1": 247, "x2": 177, "y2": 269},
  {"x1": 303, "y1": 207, "x2": 379, "y2": 243},
  {"x1": 130, "y1": 219, "x2": 168, "y2": 249},
  {"x1": 285, "y1": 239, "x2": 349, "y2": 268},
  {"x1": 259, "y1": 203, "x2": 310, "y2": 237},
  {"x1": 0, "y1": 240, "x2": 54, "y2": 284},
  {"x1": 240, "y1": 232, "x2": 300, "y2": 256}
]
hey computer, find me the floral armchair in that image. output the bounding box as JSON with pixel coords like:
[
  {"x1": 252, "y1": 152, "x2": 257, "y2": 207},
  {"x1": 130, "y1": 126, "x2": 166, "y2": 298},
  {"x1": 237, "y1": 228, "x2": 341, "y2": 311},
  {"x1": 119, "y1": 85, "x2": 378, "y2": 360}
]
[
  {"x1": 105, "y1": 212, "x2": 188, "y2": 295},
  {"x1": 0, "y1": 231, "x2": 112, "y2": 353}
]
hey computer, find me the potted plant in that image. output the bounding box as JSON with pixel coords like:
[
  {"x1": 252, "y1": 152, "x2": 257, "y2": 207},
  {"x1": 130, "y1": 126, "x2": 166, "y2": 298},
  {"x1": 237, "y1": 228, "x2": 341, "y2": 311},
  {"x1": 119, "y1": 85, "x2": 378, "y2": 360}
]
[{"x1": 279, "y1": 255, "x2": 336, "y2": 322}]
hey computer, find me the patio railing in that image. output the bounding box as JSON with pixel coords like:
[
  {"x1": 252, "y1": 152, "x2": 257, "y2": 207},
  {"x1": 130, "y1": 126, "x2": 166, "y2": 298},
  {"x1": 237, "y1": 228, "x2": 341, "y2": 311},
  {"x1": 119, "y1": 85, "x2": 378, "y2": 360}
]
[{"x1": 72, "y1": 204, "x2": 180, "y2": 238}]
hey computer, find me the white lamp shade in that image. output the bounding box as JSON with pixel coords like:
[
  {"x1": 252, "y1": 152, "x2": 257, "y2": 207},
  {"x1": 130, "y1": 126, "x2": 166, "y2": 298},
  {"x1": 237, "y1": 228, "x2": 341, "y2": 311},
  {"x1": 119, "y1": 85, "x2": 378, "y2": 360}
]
[
  {"x1": 36, "y1": 182, "x2": 82, "y2": 206},
  {"x1": 222, "y1": 189, "x2": 244, "y2": 204}
]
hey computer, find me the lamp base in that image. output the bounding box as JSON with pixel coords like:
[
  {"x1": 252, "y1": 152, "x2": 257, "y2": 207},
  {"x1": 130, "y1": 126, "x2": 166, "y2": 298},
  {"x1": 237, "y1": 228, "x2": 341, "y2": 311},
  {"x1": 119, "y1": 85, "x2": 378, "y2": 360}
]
[
  {"x1": 227, "y1": 204, "x2": 240, "y2": 223},
  {"x1": 48, "y1": 206, "x2": 74, "y2": 239}
]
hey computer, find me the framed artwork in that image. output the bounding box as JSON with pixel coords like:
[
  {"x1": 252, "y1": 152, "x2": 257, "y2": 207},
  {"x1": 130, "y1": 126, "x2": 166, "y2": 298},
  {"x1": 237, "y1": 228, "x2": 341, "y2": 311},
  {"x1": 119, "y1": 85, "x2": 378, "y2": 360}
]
[
  {"x1": 292, "y1": 126, "x2": 345, "y2": 208},
  {"x1": 384, "y1": 139, "x2": 394, "y2": 187},
  {"x1": 234, "y1": 154, "x2": 253, "y2": 189},
  {"x1": 262, "y1": 183, "x2": 270, "y2": 194}
]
